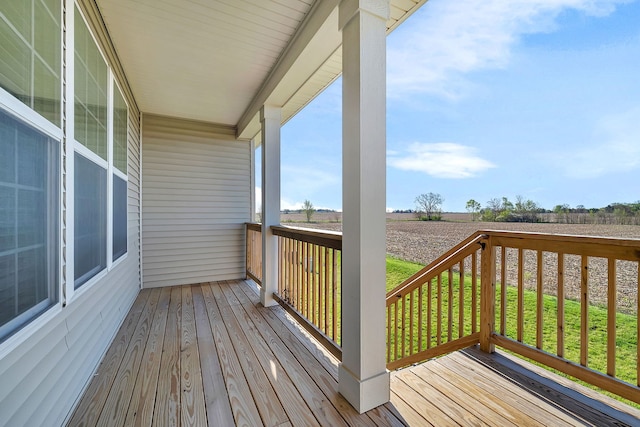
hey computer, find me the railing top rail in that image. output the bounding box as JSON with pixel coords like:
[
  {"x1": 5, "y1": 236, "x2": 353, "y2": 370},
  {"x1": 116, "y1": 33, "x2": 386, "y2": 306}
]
[
  {"x1": 481, "y1": 229, "x2": 640, "y2": 261},
  {"x1": 271, "y1": 225, "x2": 342, "y2": 250},
  {"x1": 246, "y1": 222, "x2": 261, "y2": 231},
  {"x1": 386, "y1": 231, "x2": 487, "y2": 302},
  {"x1": 479, "y1": 229, "x2": 640, "y2": 247}
]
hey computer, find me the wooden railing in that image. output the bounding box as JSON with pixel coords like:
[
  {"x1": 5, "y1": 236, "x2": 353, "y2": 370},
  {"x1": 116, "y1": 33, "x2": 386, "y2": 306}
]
[
  {"x1": 245, "y1": 223, "x2": 262, "y2": 284},
  {"x1": 271, "y1": 225, "x2": 342, "y2": 359},
  {"x1": 386, "y1": 230, "x2": 640, "y2": 405},
  {"x1": 386, "y1": 233, "x2": 486, "y2": 370}
]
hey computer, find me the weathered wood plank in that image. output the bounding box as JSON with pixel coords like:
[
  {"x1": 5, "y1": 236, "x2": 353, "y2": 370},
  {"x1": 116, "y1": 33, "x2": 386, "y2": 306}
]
[
  {"x1": 394, "y1": 367, "x2": 485, "y2": 426},
  {"x1": 227, "y1": 280, "x2": 348, "y2": 427},
  {"x1": 439, "y1": 353, "x2": 578, "y2": 426},
  {"x1": 210, "y1": 282, "x2": 289, "y2": 426},
  {"x1": 240, "y1": 279, "x2": 340, "y2": 380},
  {"x1": 464, "y1": 348, "x2": 640, "y2": 426},
  {"x1": 419, "y1": 361, "x2": 550, "y2": 426},
  {"x1": 153, "y1": 286, "x2": 182, "y2": 426},
  {"x1": 200, "y1": 283, "x2": 263, "y2": 427},
  {"x1": 191, "y1": 285, "x2": 235, "y2": 427},
  {"x1": 123, "y1": 287, "x2": 171, "y2": 427},
  {"x1": 219, "y1": 281, "x2": 321, "y2": 427},
  {"x1": 97, "y1": 288, "x2": 162, "y2": 427},
  {"x1": 68, "y1": 289, "x2": 150, "y2": 426},
  {"x1": 236, "y1": 280, "x2": 373, "y2": 426},
  {"x1": 389, "y1": 374, "x2": 447, "y2": 426},
  {"x1": 180, "y1": 285, "x2": 207, "y2": 426},
  {"x1": 72, "y1": 281, "x2": 640, "y2": 427},
  {"x1": 389, "y1": 388, "x2": 434, "y2": 427}
]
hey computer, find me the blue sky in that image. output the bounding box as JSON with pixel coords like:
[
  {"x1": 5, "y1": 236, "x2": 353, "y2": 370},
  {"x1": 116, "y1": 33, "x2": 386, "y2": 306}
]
[{"x1": 258, "y1": 0, "x2": 640, "y2": 213}]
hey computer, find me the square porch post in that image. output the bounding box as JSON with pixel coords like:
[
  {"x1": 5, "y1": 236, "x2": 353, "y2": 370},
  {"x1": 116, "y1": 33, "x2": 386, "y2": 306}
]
[
  {"x1": 260, "y1": 105, "x2": 281, "y2": 307},
  {"x1": 338, "y1": 0, "x2": 390, "y2": 413}
]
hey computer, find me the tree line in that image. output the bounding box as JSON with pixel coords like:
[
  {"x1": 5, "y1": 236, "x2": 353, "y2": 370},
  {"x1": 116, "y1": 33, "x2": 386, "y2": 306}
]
[{"x1": 411, "y1": 193, "x2": 640, "y2": 225}]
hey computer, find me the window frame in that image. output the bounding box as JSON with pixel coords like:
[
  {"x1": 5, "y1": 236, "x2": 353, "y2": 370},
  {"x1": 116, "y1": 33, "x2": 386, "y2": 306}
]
[{"x1": 0, "y1": 93, "x2": 63, "y2": 353}]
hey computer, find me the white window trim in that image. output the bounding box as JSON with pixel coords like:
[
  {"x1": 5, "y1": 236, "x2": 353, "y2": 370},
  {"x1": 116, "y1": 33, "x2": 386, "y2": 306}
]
[
  {"x1": 64, "y1": 0, "x2": 76, "y2": 306},
  {"x1": 107, "y1": 73, "x2": 114, "y2": 268},
  {"x1": 0, "y1": 88, "x2": 62, "y2": 141}
]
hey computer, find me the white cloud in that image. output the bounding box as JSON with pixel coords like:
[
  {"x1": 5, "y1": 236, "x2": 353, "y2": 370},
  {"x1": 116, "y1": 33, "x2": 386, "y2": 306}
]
[
  {"x1": 388, "y1": 0, "x2": 630, "y2": 99},
  {"x1": 281, "y1": 199, "x2": 304, "y2": 210},
  {"x1": 560, "y1": 108, "x2": 640, "y2": 178},
  {"x1": 388, "y1": 142, "x2": 496, "y2": 178},
  {"x1": 255, "y1": 187, "x2": 310, "y2": 211}
]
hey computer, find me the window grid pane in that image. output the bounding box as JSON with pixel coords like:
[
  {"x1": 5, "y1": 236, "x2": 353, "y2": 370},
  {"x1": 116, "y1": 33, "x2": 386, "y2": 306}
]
[
  {"x1": 113, "y1": 87, "x2": 127, "y2": 174},
  {"x1": 0, "y1": 0, "x2": 61, "y2": 125},
  {"x1": 74, "y1": 7, "x2": 108, "y2": 159}
]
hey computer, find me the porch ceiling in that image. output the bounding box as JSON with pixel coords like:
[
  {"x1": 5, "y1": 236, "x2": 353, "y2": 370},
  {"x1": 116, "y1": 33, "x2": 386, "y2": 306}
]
[{"x1": 95, "y1": 0, "x2": 427, "y2": 140}]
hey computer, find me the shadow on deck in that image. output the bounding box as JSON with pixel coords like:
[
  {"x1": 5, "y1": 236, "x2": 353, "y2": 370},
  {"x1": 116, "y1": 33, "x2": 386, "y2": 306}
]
[{"x1": 68, "y1": 280, "x2": 640, "y2": 426}]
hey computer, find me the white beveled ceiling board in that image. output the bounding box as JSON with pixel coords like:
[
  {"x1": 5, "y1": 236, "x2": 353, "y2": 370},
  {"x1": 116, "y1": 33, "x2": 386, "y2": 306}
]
[
  {"x1": 98, "y1": 0, "x2": 314, "y2": 126},
  {"x1": 96, "y1": 0, "x2": 427, "y2": 139}
]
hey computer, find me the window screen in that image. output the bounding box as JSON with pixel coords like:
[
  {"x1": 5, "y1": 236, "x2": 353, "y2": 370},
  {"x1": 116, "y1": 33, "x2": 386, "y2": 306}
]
[
  {"x1": 0, "y1": 109, "x2": 59, "y2": 342},
  {"x1": 112, "y1": 175, "x2": 127, "y2": 260},
  {"x1": 74, "y1": 153, "x2": 106, "y2": 289}
]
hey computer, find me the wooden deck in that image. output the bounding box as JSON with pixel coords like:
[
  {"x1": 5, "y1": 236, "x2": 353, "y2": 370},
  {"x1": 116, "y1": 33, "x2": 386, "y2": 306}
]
[{"x1": 68, "y1": 280, "x2": 640, "y2": 426}]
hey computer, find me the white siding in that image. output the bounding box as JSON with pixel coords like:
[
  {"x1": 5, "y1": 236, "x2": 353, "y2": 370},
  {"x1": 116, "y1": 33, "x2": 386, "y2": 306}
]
[
  {"x1": 0, "y1": 1, "x2": 142, "y2": 425},
  {"x1": 142, "y1": 114, "x2": 251, "y2": 288}
]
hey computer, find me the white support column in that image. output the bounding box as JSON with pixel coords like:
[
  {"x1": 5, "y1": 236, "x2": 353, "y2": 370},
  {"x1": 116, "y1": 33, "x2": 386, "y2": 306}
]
[
  {"x1": 250, "y1": 138, "x2": 257, "y2": 222},
  {"x1": 338, "y1": 0, "x2": 390, "y2": 414},
  {"x1": 260, "y1": 105, "x2": 281, "y2": 307}
]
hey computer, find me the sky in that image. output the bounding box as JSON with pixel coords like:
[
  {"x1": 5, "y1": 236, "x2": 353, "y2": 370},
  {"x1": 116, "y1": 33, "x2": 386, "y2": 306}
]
[{"x1": 257, "y1": 0, "x2": 640, "y2": 213}]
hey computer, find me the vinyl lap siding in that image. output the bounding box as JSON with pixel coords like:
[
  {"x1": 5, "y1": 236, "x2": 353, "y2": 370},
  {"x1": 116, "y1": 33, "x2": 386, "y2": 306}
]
[{"x1": 142, "y1": 115, "x2": 251, "y2": 288}]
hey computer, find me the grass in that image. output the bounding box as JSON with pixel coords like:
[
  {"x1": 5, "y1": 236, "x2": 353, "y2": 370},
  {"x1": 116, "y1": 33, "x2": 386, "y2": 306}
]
[{"x1": 385, "y1": 255, "x2": 640, "y2": 408}]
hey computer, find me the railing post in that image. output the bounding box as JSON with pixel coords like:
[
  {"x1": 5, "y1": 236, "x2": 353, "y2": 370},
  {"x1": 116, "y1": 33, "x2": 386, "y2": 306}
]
[{"x1": 480, "y1": 236, "x2": 496, "y2": 353}]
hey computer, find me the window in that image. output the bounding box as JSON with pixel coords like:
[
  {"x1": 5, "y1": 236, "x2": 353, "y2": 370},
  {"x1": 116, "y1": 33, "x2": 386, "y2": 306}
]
[
  {"x1": 0, "y1": 0, "x2": 61, "y2": 125},
  {"x1": 74, "y1": 8, "x2": 108, "y2": 288},
  {"x1": 112, "y1": 85, "x2": 128, "y2": 261},
  {"x1": 0, "y1": 109, "x2": 59, "y2": 342},
  {"x1": 73, "y1": 7, "x2": 128, "y2": 287}
]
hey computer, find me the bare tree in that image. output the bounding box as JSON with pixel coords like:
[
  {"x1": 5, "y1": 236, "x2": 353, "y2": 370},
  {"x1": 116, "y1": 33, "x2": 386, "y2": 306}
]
[
  {"x1": 415, "y1": 193, "x2": 444, "y2": 221},
  {"x1": 484, "y1": 198, "x2": 502, "y2": 221},
  {"x1": 302, "y1": 199, "x2": 315, "y2": 222}
]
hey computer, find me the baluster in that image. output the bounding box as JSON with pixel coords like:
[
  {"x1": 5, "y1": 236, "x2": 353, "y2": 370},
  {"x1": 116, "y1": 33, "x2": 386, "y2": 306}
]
[
  {"x1": 580, "y1": 255, "x2": 589, "y2": 367},
  {"x1": 557, "y1": 253, "x2": 565, "y2": 358},
  {"x1": 459, "y1": 260, "x2": 464, "y2": 338},
  {"x1": 448, "y1": 267, "x2": 453, "y2": 342},
  {"x1": 472, "y1": 251, "x2": 477, "y2": 333},
  {"x1": 517, "y1": 248, "x2": 524, "y2": 343},
  {"x1": 536, "y1": 250, "x2": 543, "y2": 349},
  {"x1": 607, "y1": 258, "x2": 616, "y2": 377}
]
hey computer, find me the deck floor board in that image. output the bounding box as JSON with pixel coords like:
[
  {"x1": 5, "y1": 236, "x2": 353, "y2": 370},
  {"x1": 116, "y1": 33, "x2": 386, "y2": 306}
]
[{"x1": 69, "y1": 280, "x2": 640, "y2": 426}]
